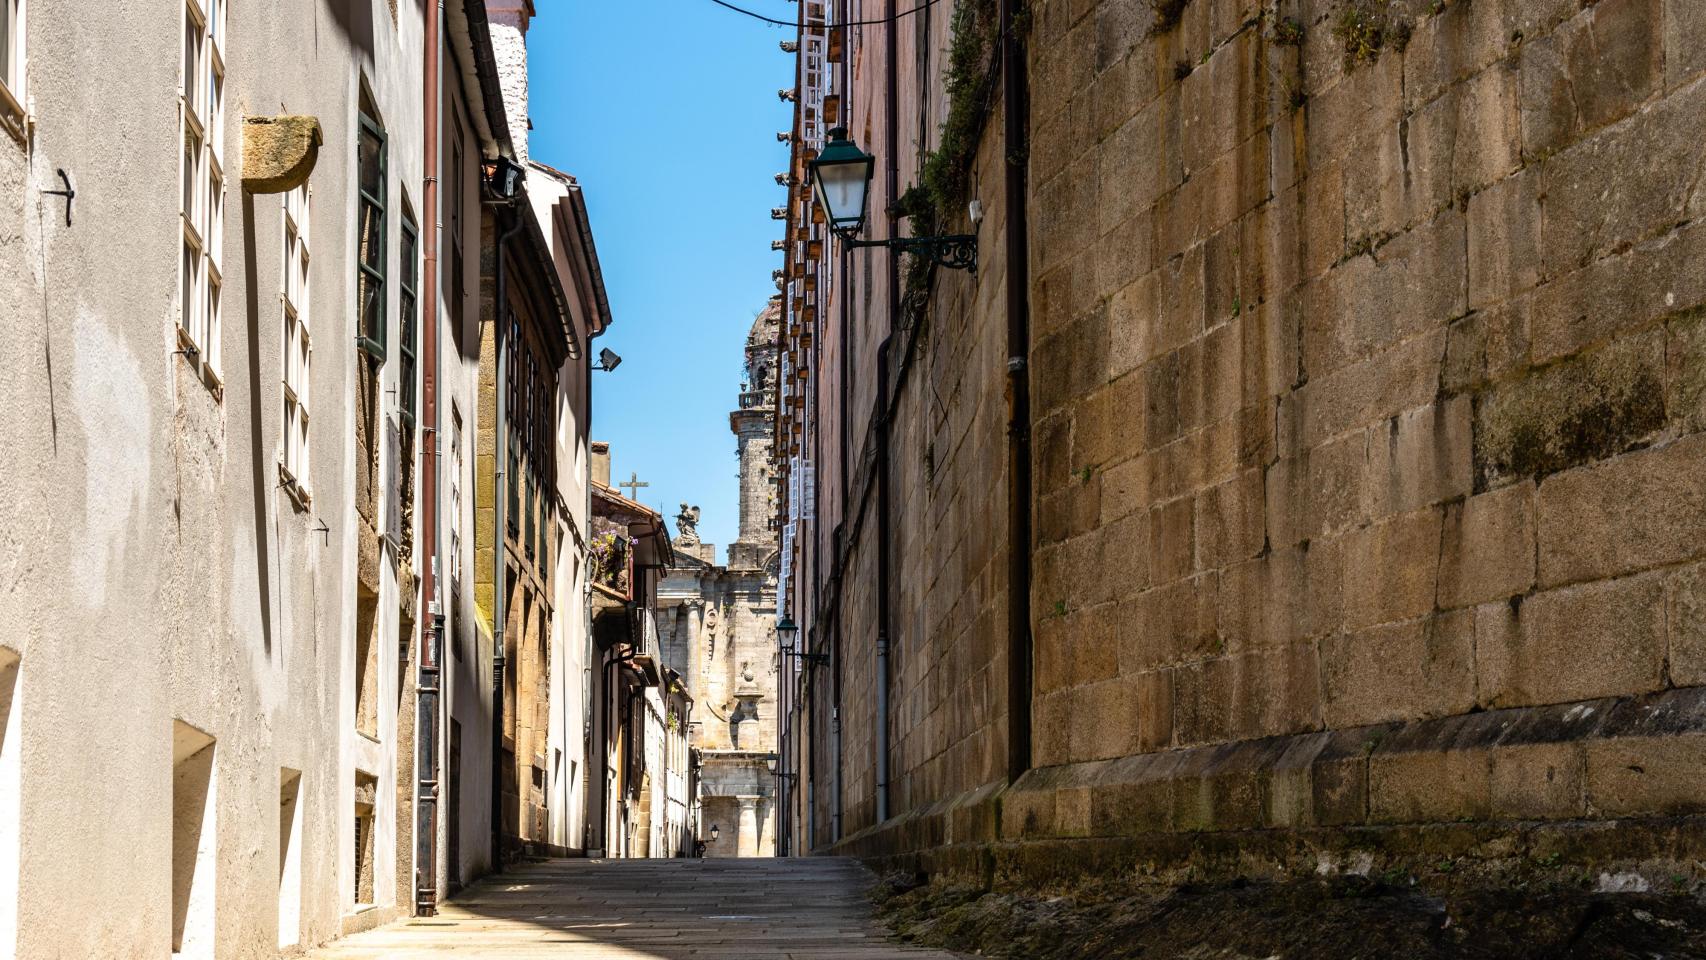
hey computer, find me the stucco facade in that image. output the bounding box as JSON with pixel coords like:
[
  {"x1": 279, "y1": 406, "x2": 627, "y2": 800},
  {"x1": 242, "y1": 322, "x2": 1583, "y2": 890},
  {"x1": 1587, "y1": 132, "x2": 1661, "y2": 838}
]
[
  {"x1": 0, "y1": 0, "x2": 608, "y2": 954},
  {"x1": 0, "y1": 1, "x2": 431, "y2": 954}
]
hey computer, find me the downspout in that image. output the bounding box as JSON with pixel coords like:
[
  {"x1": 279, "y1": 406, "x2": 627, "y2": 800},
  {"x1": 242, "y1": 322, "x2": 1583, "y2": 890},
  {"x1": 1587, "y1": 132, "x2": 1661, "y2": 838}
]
[
  {"x1": 414, "y1": 0, "x2": 444, "y2": 917},
  {"x1": 875, "y1": 340, "x2": 892, "y2": 825},
  {"x1": 583, "y1": 352, "x2": 595, "y2": 849},
  {"x1": 491, "y1": 206, "x2": 525, "y2": 868},
  {"x1": 874, "y1": 0, "x2": 900, "y2": 826},
  {"x1": 1000, "y1": 0, "x2": 1034, "y2": 781}
]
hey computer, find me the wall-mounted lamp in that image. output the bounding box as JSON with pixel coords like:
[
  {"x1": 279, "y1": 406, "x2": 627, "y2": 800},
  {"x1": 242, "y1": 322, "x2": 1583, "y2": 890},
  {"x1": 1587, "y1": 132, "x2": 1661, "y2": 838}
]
[
  {"x1": 710, "y1": 824, "x2": 721, "y2": 842},
  {"x1": 810, "y1": 128, "x2": 977, "y2": 273},
  {"x1": 594, "y1": 347, "x2": 622, "y2": 373},
  {"x1": 482, "y1": 155, "x2": 525, "y2": 203},
  {"x1": 778, "y1": 616, "x2": 830, "y2": 667}
]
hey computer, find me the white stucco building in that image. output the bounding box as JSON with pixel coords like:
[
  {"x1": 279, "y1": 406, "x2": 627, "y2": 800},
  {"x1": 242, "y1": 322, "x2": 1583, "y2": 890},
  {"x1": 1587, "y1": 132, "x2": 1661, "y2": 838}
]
[{"x1": 0, "y1": 0, "x2": 608, "y2": 955}]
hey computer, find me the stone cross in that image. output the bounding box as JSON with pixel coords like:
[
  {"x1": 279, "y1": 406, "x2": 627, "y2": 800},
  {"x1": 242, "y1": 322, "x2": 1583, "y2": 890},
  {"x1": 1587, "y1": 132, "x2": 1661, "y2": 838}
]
[{"x1": 619, "y1": 471, "x2": 649, "y2": 501}]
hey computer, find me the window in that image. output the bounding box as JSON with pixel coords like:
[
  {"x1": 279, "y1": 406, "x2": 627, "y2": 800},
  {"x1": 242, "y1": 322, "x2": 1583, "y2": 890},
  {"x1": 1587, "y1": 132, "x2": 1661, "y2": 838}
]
[
  {"x1": 524, "y1": 348, "x2": 536, "y2": 558},
  {"x1": 0, "y1": 0, "x2": 25, "y2": 134},
  {"x1": 281, "y1": 184, "x2": 312, "y2": 496},
  {"x1": 277, "y1": 769, "x2": 302, "y2": 948},
  {"x1": 0, "y1": 650, "x2": 19, "y2": 958},
  {"x1": 352, "y1": 772, "x2": 377, "y2": 906},
  {"x1": 172, "y1": 721, "x2": 217, "y2": 958},
  {"x1": 448, "y1": 114, "x2": 466, "y2": 335},
  {"x1": 356, "y1": 108, "x2": 387, "y2": 361},
  {"x1": 450, "y1": 407, "x2": 464, "y2": 597},
  {"x1": 398, "y1": 214, "x2": 419, "y2": 431},
  {"x1": 179, "y1": 0, "x2": 226, "y2": 380}
]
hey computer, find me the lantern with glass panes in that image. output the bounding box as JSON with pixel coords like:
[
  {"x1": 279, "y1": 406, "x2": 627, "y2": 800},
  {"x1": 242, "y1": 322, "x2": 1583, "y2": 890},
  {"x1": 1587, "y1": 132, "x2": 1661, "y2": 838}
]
[{"x1": 809, "y1": 128, "x2": 978, "y2": 273}]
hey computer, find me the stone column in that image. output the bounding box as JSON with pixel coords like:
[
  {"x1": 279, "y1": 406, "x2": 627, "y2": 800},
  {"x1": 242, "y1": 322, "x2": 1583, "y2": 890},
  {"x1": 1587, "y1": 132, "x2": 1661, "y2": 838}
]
[{"x1": 737, "y1": 796, "x2": 760, "y2": 858}]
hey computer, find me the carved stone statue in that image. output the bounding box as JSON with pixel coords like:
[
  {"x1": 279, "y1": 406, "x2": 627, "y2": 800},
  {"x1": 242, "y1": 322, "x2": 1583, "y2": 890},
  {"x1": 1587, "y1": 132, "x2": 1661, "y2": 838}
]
[{"x1": 675, "y1": 503, "x2": 702, "y2": 546}]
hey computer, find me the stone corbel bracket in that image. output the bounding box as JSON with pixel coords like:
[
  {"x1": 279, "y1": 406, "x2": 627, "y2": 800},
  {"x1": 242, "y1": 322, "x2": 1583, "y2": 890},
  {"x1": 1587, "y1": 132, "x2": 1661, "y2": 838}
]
[{"x1": 242, "y1": 115, "x2": 323, "y2": 194}]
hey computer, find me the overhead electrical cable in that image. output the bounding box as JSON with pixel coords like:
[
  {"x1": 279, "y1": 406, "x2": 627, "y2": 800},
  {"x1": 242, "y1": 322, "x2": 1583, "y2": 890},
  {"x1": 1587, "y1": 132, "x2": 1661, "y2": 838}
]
[{"x1": 703, "y1": 0, "x2": 950, "y2": 27}]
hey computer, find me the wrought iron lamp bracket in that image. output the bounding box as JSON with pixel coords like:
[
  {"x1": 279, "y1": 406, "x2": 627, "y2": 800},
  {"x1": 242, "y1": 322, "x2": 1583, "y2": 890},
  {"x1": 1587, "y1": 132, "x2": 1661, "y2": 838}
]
[
  {"x1": 845, "y1": 233, "x2": 978, "y2": 274},
  {"x1": 784, "y1": 648, "x2": 832, "y2": 668}
]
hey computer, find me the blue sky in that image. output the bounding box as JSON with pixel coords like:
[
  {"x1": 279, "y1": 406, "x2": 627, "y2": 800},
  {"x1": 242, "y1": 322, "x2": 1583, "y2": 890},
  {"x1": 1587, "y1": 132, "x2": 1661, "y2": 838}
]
[{"x1": 530, "y1": 1, "x2": 795, "y2": 561}]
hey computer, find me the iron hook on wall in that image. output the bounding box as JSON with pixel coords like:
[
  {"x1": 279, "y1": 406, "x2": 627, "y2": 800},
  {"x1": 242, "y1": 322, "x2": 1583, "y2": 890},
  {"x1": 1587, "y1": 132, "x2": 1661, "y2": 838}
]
[{"x1": 42, "y1": 169, "x2": 74, "y2": 227}]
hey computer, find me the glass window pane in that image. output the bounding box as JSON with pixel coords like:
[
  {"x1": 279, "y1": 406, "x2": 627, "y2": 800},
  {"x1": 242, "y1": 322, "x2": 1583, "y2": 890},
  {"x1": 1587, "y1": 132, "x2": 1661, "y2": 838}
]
[
  {"x1": 206, "y1": 170, "x2": 222, "y2": 260},
  {"x1": 181, "y1": 242, "x2": 195, "y2": 332},
  {"x1": 182, "y1": 130, "x2": 198, "y2": 222},
  {"x1": 358, "y1": 126, "x2": 383, "y2": 199},
  {"x1": 1, "y1": 1, "x2": 12, "y2": 89},
  {"x1": 359, "y1": 275, "x2": 382, "y2": 347},
  {"x1": 358, "y1": 202, "x2": 382, "y2": 273},
  {"x1": 399, "y1": 224, "x2": 417, "y2": 292},
  {"x1": 206, "y1": 276, "x2": 220, "y2": 366},
  {"x1": 284, "y1": 225, "x2": 298, "y2": 302},
  {"x1": 209, "y1": 66, "x2": 224, "y2": 147},
  {"x1": 183, "y1": 10, "x2": 203, "y2": 118}
]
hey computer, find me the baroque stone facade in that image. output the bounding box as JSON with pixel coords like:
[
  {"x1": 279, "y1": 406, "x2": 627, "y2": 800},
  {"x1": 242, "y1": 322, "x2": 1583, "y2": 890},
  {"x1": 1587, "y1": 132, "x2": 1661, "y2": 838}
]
[
  {"x1": 775, "y1": 0, "x2": 1706, "y2": 890},
  {"x1": 660, "y1": 305, "x2": 783, "y2": 858}
]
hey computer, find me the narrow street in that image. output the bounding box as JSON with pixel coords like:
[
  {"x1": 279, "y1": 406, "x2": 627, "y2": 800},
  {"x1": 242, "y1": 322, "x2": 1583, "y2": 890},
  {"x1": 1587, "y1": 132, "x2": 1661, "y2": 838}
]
[{"x1": 310, "y1": 859, "x2": 962, "y2": 959}]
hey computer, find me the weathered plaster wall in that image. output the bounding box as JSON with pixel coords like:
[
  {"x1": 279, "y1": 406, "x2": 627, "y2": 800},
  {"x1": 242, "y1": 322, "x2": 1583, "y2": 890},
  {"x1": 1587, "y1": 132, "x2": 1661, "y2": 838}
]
[
  {"x1": 817, "y1": 0, "x2": 1706, "y2": 888},
  {"x1": 0, "y1": 0, "x2": 429, "y2": 955}
]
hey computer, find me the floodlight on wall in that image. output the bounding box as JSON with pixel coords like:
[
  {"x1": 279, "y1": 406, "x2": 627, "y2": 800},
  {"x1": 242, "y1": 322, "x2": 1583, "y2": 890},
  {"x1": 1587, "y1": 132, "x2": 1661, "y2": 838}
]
[
  {"x1": 594, "y1": 347, "x2": 622, "y2": 373},
  {"x1": 810, "y1": 128, "x2": 978, "y2": 273},
  {"x1": 482, "y1": 156, "x2": 525, "y2": 203}
]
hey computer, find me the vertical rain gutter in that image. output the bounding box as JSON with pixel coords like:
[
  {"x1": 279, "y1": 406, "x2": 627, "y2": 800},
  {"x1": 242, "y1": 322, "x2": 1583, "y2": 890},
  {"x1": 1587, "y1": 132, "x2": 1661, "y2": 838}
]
[
  {"x1": 874, "y1": 0, "x2": 901, "y2": 827},
  {"x1": 414, "y1": 0, "x2": 445, "y2": 917},
  {"x1": 1000, "y1": 0, "x2": 1034, "y2": 782}
]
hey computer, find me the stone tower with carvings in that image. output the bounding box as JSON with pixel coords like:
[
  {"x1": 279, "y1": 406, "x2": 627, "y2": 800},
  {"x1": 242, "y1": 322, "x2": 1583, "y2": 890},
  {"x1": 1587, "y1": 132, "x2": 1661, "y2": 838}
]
[{"x1": 655, "y1": 301, "x2": 781, "y2": 857}]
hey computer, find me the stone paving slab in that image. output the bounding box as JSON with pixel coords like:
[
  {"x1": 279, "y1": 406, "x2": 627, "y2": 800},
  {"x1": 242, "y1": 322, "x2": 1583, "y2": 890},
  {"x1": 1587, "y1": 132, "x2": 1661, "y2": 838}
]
[{"x1": 307, "y1": 858, "x2": 968, "y2": 959}]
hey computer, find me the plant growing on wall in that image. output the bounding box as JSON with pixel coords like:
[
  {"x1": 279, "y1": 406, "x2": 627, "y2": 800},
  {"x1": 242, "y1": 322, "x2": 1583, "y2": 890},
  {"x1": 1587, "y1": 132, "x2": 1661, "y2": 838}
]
[
  {"x1": 590, "y1": 528, "x2": 632, "y2": 596},
  {"x1": 1333, "y1": 0, "x2": 1411, "y2": 69},
  {"x1": 897, "y1": 0, "x2": 1006, "y2": 315}
]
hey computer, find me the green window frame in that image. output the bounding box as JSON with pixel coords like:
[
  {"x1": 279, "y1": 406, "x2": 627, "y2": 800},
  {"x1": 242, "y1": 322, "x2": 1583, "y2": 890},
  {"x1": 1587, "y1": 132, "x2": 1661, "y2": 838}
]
[
  {"x1": 398, "y1": 215, "x2": 419, "y2": 431},
  {"x1": 355, "y1": 111, "x2": 387, "y2": 362}
]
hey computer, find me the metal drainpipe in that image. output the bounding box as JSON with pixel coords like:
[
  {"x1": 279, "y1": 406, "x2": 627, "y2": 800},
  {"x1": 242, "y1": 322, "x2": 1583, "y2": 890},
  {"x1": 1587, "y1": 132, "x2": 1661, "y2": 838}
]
[
  {"x1": 491, "y1": 206, "x2": 525, "y2": 869},
  {"x1": 875, "y1": 341, "x2": 892, "y2": 825},
  {"x1": 414, "y1": 0, "x2": 444, "y2": 917},
  {"x1": 1000, "y1": 0, "x2": 1035, "y2": 782},
  {"x1": 874, "y1": 0, "x2": 900, "y2": 827}
]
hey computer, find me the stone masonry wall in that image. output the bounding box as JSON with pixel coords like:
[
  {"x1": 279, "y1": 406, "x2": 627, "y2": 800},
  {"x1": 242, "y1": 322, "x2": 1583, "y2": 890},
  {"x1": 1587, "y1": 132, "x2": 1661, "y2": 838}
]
[{"x1": 829, "y1": 0, "x2": 1706, "y2": 886}]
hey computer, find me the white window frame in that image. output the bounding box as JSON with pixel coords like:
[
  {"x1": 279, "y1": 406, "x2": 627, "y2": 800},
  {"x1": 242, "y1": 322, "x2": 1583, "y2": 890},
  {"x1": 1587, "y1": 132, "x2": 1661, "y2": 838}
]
[
  {"x1": 281, "y1": 183, "x2": 312, "y2": 503},
  {"x1": 179, "y1": 0, "x2": 225, "y2": 385},
  {"x1": 0, "y1": 0, "x2": 26, "y2": 140}
]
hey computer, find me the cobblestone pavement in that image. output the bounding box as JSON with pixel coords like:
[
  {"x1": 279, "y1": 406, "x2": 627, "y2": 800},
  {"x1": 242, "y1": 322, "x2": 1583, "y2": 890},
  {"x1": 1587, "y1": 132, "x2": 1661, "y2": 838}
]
[{"x1": 309, "y1": 858, "x2": 968, "y2": 959}]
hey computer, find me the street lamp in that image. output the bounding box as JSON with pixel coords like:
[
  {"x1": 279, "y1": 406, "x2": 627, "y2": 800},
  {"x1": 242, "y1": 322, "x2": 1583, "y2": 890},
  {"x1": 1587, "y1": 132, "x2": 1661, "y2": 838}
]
[
  {"x1": 594, "y1": 347, "x2": 622, "y2": 372},
  {"x1": 809, "y1": 128, "x2": 978, "y2": 273},
  {"x1": 778, "y1": 616, "x2": 829, "y2": 668},
  {"x1": 710, "y1": 824, "x2": 720, "y2": 842}
]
